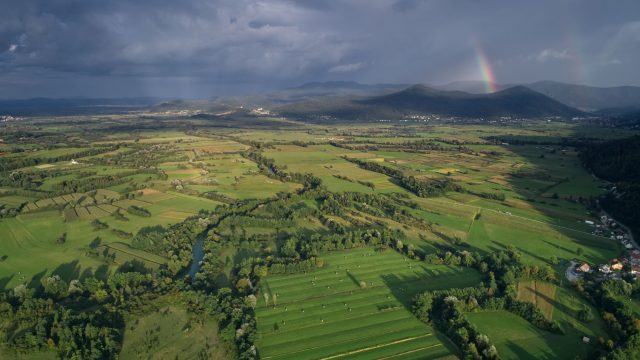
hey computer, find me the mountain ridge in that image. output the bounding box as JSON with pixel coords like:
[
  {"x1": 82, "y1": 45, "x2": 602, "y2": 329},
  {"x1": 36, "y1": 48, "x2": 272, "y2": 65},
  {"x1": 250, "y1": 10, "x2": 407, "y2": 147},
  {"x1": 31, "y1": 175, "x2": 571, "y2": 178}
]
[{"x1": 277, "y1": 84, "x2": 585, "y2": 120}]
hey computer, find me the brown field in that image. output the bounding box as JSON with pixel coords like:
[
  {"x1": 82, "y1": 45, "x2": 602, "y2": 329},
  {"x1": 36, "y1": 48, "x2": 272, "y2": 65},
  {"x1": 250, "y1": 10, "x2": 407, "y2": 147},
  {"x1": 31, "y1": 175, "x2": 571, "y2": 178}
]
[
  {"x1": 517, "y1": 280, "x2": 557, "y2": 320},
  {"x1": 139, "y1": 188, "x2": 161, "y2": 195}
]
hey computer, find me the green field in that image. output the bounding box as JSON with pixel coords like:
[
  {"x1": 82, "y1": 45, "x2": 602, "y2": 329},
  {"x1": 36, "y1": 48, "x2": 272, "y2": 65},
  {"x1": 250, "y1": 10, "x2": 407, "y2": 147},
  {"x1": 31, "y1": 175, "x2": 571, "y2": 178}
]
[
  {"x1": 120, "y1": 302, "x2": 231, "y2": 359},
  {"x1": 257, "y1": 248, "x2": 481, "y2": 360},
  {"x1": 1, "y1": 115, "x2": 637, "y2": 359},
  {"x1": 466, "y1": 309, "x2": 603, "y2": 359}
]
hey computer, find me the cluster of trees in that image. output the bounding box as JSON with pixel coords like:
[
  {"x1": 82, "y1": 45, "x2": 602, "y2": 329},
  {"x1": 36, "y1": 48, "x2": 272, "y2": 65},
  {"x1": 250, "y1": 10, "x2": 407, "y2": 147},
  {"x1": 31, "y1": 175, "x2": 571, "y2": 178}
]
[
  {"x1": 126, "y1": 205, "x2": 151, "y2": 217},
  {"x1": 191, "y1": 243, "x2": 265, "y2": 358},
  {"x1": 278, "y1": 228, "x2": 406, "y2": 261},
  {"x1": 412, "y1": 246, "x2": 565, "y2": 358},
  {"x1": 0, "y1": 146, "x2": 116, "y2": 172},
  {"x1": 332, "y1": 174, "x2": 375, "y2": 189},
  {"x1": 130, "y1": 225, "x2": 166, "y2": 252},
  {"x1": 0, "y1": 202, "x2": 27, "y2": 218},
  {"x1": 1, "y1": 170, "x2": 48, "y2": 190},
  {"x1": 200, "y1": 191, "x2": 238, "y2": 204},
  {"x1": 243, "y1": 151, "x2": 322, "y2": 190},
  {"x1": 503, "y1": 299, "x2": 563, "y2": 333},
  {"x1": 91, "y1": 219, "x2": 109, "y2": 230},
  {"x1": 467, "y1": 190, "x2": 506, "y2": 201},
  {"x1": 319, "y1": 191, "x2": 429, "y2": 229},
  {"x1": 0, "y1": 296, "x2": 122, "y2": 358},
  {"x1": 111, "y1": 228, "x2": 132, "y2": 239},
  {"x1": 575, "y1": 279, "x2": 640, "y2": 358},
  {"x1": 268, "y1": 258, "x2": 324, "y2": 274},
  {"x1": 112, "y1": 209, "x2": 129, "y2": 221},
  {"x1": 162, "y1": 219, "x2": 207, "y2": 275},
  {"x1": 414, "y1": 289, "x2": 500, "y2": 359},
  {"x1": 92, "y1": 144, "x2": 181, "y2": 169},
  {"x1": 52, "y1": 170, "x2": 161, "y2": 194},
  {"x1": 0, "y1": 270, "x2": 170, "y2": 358},
  {"x1": 344, "y1": 157, "x2": 461, "y2": 197},
  {"x1": 330, "y1": 139, "x2": 476, "y2": 154}
]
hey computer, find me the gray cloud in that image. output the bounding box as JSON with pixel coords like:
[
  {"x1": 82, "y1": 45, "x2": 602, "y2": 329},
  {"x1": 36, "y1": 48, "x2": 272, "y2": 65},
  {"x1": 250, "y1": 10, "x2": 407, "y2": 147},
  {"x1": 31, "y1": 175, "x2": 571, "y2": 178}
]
[{"x1": 0, "y1": 0, "x2": 639, "y2": 98}]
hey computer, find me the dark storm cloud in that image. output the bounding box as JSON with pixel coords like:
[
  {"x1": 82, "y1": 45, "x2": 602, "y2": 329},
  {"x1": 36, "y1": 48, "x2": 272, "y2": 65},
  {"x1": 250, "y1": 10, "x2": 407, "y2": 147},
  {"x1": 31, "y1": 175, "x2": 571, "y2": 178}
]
[{"x1": 1, "y1": 0, "x2": 639, "y2": 98}]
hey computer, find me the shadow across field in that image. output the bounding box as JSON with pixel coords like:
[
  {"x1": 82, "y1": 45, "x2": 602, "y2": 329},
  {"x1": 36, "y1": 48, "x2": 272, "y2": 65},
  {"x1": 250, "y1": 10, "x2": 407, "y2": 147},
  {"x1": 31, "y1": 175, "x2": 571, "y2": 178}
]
[
  {"x1": 504, "y1": 341, "x2": 556, "y2": 360},
  {"x1": 465, "y1": 128, "x2": 621, "y2": 268},
  {"x1": 0, "y1": 275, "x2": 14, "y2": 290}
]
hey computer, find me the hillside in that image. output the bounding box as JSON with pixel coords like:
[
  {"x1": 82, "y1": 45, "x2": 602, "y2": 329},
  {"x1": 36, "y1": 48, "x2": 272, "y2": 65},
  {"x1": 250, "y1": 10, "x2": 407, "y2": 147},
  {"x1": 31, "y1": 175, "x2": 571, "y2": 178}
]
[
  {"x1": 211, "y1": 81, "x2": 409, "y2": 108},
  {"x1": 526, "y1": 81, "x2": 640, "y2": 111},
  {"x1": 277, "y1": 85, "x2": 585, "y2": 120},
  {"x1": 435, "y1": 80, "x2": 640, "y2": 111},
  {"x1": 582, "y1": 135, "x2": 640, "y2": 238}
]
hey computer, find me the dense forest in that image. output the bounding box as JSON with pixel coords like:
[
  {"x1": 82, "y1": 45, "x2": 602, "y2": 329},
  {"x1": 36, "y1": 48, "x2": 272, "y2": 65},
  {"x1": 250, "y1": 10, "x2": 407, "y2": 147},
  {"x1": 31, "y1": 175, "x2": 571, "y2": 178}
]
[{"x1": 582, "y1": 135, "x2": 640, "y2": 237}]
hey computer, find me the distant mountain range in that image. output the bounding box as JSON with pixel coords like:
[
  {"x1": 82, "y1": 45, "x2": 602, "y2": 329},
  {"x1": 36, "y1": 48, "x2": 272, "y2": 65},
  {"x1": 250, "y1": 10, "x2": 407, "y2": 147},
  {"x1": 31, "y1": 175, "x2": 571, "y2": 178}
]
[
  {"x1": 277, "y1": 85, "x2": 585, "y2": 120},
  {"x1": 2, "y1": 81, "x2": 640, "y2": 121},
  {"x1": 210, "y1": 81, "x2": 409, "y2": 108},
  {"x1": 436, "y1": 80, "x2": 640, "y2": 111}
]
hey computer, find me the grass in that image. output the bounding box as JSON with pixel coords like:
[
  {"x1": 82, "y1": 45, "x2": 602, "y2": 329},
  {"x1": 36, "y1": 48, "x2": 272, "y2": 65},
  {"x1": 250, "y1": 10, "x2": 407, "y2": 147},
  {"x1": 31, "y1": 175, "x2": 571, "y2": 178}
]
[
  {"x1": 263, "y1": 145, "x2": 406, "y2": 194},
  {"x1": 1, "y1": 119, "x2": 637, "y2": 358},
  {"x1": 256, "y1": 248, "x2": 481, "y2": 360},
  {"x1": 99, "y1": 242, "x2": 167, "y2": 269},
  {"x1": 120, "y1": 302, "x2": 231, "y2": 360},
  {"x1": 0, "y1": 191, "x2": 220, "y2": 289},
  {"x1": 466, "y1": 310, "x2": 596, "y2": 359}
]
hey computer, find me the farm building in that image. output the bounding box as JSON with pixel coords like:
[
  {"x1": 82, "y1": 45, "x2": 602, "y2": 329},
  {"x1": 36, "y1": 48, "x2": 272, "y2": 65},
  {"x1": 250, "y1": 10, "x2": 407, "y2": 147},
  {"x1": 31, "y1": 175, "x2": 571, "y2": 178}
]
[
  {"x1": 611, "y1": 260, "x2": 624, "y2": 271},
  {"x1": 577, "y1": 263, "x2": 591, "y2": 273}
]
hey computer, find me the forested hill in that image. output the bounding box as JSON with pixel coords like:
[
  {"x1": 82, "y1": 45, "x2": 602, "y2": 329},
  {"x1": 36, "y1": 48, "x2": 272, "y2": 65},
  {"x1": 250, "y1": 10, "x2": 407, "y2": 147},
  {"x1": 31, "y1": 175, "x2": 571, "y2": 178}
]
[
  {"x1": 582, "y1": 135, "x2": 640, "y2": 182},
  {"x1": 582, "y1": 135, "x2": 640, "y2": 237},
  {"x1": 276, "y1": 85, "x2": 585, "y2": 120}
]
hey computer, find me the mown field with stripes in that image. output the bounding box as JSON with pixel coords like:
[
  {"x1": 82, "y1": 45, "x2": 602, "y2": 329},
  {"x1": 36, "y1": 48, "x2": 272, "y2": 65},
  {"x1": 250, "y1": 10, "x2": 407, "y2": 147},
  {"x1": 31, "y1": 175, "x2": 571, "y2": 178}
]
[{"x1": 257, "y1": 248, "x2": 481, "y2": 359}]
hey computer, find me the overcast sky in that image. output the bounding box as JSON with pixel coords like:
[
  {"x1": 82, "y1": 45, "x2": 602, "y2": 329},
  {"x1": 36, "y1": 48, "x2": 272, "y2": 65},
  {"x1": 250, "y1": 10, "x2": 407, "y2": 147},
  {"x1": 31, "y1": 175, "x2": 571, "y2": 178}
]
[{"x1": 1, "y1": 0, "x2": 639, "y2": 99}]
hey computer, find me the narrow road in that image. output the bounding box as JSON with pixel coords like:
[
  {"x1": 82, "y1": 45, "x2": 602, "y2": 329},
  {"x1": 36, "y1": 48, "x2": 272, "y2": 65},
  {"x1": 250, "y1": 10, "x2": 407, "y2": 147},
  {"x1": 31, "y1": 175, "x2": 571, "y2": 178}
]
[{"x1": 602, "y1": 209, "x2": 638, "y2": 250}]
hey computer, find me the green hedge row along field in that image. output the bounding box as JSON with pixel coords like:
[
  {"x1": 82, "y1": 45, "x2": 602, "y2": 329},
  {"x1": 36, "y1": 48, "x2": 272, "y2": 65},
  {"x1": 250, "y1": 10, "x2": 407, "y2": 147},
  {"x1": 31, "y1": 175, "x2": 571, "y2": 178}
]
[{"x1": 256, "y1": 248, "x2": 481, "y2": 360}]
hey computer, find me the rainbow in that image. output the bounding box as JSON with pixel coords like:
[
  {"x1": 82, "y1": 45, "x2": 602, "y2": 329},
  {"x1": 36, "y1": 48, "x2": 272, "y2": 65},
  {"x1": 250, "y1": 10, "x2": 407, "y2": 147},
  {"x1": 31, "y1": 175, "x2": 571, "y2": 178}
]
[{"x1": 473, "y1": 39, "x2": 497, "y2": 93}]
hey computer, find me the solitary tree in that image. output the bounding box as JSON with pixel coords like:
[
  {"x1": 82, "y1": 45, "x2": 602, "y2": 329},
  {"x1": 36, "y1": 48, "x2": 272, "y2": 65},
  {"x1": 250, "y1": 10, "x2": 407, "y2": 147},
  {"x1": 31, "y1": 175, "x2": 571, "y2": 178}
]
[{"x1": 245, "y1": 295, "x2": 257, "y2": 309}]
